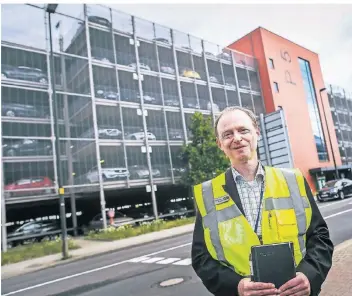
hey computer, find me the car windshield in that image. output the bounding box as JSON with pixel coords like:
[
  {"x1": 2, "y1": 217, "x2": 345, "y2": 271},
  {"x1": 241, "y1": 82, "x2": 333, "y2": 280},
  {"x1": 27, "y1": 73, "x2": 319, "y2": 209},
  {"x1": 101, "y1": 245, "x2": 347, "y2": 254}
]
[{"x1": 323, "y1": 180, "x2": 339, "y2": 188}]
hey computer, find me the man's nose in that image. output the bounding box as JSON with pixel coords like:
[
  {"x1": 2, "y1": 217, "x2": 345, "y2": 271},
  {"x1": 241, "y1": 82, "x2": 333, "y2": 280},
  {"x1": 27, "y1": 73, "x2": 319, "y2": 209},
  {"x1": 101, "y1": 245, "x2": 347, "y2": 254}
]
[{"x1": 232, "y1": 132, "x2": 242, "y2": 142}]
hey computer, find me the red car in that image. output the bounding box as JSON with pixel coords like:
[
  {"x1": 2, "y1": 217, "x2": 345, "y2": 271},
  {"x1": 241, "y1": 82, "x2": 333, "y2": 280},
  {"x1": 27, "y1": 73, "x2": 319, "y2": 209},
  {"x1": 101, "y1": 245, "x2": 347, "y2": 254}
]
[{"x1": 4, "y1": 177, "x2": 55, "y2": 197}]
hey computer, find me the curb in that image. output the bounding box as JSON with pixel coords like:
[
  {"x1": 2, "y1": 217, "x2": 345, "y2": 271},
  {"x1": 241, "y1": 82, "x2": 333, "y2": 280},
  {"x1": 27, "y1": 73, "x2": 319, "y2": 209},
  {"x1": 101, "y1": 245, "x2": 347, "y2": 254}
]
[
  {"x1": 334, "y1": 238, "x2": 352, "y2": 252},
  {"x1": 1, "y1": 223, "x2": 195, "y2": 279}
]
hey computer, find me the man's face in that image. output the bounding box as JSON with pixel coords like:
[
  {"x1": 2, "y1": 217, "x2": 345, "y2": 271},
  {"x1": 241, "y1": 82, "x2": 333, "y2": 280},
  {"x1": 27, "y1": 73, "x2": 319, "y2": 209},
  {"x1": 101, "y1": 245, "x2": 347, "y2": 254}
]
[{"x1": 216, "y1": 110, "x2": 260, "y2": 164}]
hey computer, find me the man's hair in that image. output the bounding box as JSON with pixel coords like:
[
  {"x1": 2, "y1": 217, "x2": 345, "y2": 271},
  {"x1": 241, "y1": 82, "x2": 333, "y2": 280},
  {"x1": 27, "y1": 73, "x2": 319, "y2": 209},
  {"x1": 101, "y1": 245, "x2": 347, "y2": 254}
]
[{"x1": 214, "y1": 106, "x2": 259, "y2": 138}]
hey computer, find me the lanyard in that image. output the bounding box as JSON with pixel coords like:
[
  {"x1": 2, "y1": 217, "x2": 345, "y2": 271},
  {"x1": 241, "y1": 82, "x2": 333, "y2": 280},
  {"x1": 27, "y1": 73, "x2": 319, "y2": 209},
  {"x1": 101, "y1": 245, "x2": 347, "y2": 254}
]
[{"x1": 253, "y1": 180, "x2": 265, "y2": 235}]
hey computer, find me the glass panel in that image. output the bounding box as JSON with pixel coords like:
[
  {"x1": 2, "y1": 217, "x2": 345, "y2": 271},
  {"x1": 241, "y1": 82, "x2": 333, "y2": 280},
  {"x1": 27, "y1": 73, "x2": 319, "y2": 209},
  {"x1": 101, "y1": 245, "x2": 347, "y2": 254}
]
[
  {"x1": 154, "y1": 24, "x2": 171, "y2": 44},
  {"x1": 162, "y1": 79, "x2": 179, "y2": 107},
  {"x1": 253, "y1": 95, "x2": 265, "y2": 115},
  {"x1": 158, "y1": 47, "x2": 175, "y2": 75},
  {"x1": 236, "y1": 68, "x2": 250, "y2": 90},
  {"x1": 96, "y1": 106, "x2": 122, "y2": 139},
  {"x1": 118, "y1": 71, "x2": 140, "y2": 103},
  {"x1": 2, "y1": 4, "x2": 46, "y2": 49},
  {"x1": 173, "y1": 30, "x2": 189, "y2": 50},
  {"x1": 184, "y1": 112, "x2": 193, "y2": 139},
  {"x1": 222, "y1": 64, "x2": 236, "y2": 87},
  {"x1": 249, "y1": 71, "x2": 260, "y2": 92},
  {"x1": 2, "y1": 122, "x2": 51, "y2": 138},
  {"x1": 111, "y1": 9, "x2": 133, "y2": 35},
  {"x1": 181, "y1": 82, "x2": 199, "y2": 109},
  {"x1": 1, "y1": 46, "x2": 48, "y2": 89},
  {"x1": 193, "y1": 56, "x2": 206, "y2": 82},
  {"x1": 126, "y1": 147, "x2": 148, "y2": 180},
  {"x1": 177, "y1": 51, "x2": 195, "y2": 77},
  {"x1": 135, "y1": 17, "x2": 154, "y2": 40},
  {"x1": 99, "y1": 146, "x2": 128, "y2": 182},
  {"x1": 240, "y1": 93, "x2": 254, "y2": 112},
  {"x1": 233, "y1": 52, "x2": 246, "y2": 66},
  {"x1": 203, "y1": 41, "x2": 220, "y2": 58},
  {"x1": 142, "y1": 75, "x2": 162, "y2": 105},
  {"x1": 145, "y1": 110, "x2": 166, "y2": 140},
  {"x1": 245, "y1": 56, "x2": 256, "y2": 68},
  {"x1": 218, "y1": 48, "x2": 232, "y2": 62},
  {"x1": 122, "y1": 107, "x2": 144, "y2": 140},
  {"x1": 211, "y1": 88, "x2": 227, "y2": 111},
  {"x1": 92, "y1": 66, "x2": 118, "y2": 101},
  {"x1": 89, "y1": 28, "x2": 114, "y2": 64},
  {"x1": 207, "y1": 59, "x2": 223, "y2": 85},
  {"x1": 4, "y1": 162, "x2": 55, "y2": 199},
  {"x1": 197, "y1": 85, "x2": 211, "y2": 111},
  {"x1": 170, "y1": 146, "x2": 186, "y2": 176},
  {"x1": 114, "y1": 34, "x2": 136, "y2": 66},
  {"x1": 138, "y1": 41, "x2": 158, "y2": 72},
  {"x1": 189, "y1": 35, "x2": 202, "y2": 54},
  {"x1": 150, "y1": 146, "x2": 171, "y2": 178},
  {"x1": 3, "y1": 138, "x2": 52, "y2": 157},
  {"x1": 227, "y1": 90, "x2": 239, "y2": 107},
  {"x1": 86, "y1": 5, "x2": 111, "y2": 28},
  {"x1": 166, "y1": 112, "x2": 184, "y2": 140}
]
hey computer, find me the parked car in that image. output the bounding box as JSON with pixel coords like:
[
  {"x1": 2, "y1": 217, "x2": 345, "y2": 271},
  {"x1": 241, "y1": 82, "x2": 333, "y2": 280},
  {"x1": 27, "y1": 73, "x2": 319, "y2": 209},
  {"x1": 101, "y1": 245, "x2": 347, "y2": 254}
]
[
  {"x1": 180, "y1": 69, "x2": 201, "y2": 79},
  {"x1": 209, "y1": 76, "x2": 219, "y2": 83},
  {"x1": 4, "y1": 177, "x2": 54, "y2": 198},
  {"x1": 317, "y1": 178, "x2": 352, "y2": 202},
  {"x1": 160, "y1": 66, "x2": 175, "y2": 75},
  {"x1": 84, "y1": 211, "x2": 135, "y2": 233},
  {"x1": 125, "y1": 131, "x2": 156, "y2": 141},
  {"x1": 159, "y1": 200, "x2": 190, "y2": 220},
  {"x1": 153, "y1": 38, "x2": 170, "y2": 44},
  {"x1": 86, "y1": 167, "x2": 129, "y2": 183},
  {"x1": 2, "y1": 102, "x2": 49, "y2": 118},
  {"x1": 164, "y1": 98, "x2": 179, "y2": 107},
  {"x1": 217, "y1": 52, "x2": 231, "y2": 61},
  {"x1": 98, "y1": 128, "x2": 122, "y2": 139},
  {"x1": 204, "y1": 51, "x2": 216, "y2": 58},
  {"x1": 207, "y1": 102, "x2": 220, "y2": 112},
  {"x1": 168, "y1": 129, "x2": 183, "y2": 140},
  {"x1": 184, "y1": 99, "x2": 200, "y2": 109},
  {"x1": 129, "y1": 165, "x2": 161, "y2": 179},
  {"x1": 3, "y1": 139, "x2": 52, "y2": 157},
  {"x1": 7, "y1": 221, "x2": 61, "y2": 248},
  {"x1": 128, "y1": 63, "x2": 151, "y2": 71},
  {"x1": 88, "y1": 15, "x2": 111, "y2": 27},
  {"x1": 2, "y1": 65, "x2": 48, "y2": 84},
  {"x1": 95, "y1": 85, "x2": 119, "y2": 100}
]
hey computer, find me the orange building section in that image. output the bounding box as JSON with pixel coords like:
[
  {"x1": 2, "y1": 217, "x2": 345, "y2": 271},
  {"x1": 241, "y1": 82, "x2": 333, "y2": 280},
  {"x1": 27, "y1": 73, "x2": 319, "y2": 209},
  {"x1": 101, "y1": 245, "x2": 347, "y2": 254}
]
[{"x1": 228, "y1": 27, "x2": 342, "y2": 192}]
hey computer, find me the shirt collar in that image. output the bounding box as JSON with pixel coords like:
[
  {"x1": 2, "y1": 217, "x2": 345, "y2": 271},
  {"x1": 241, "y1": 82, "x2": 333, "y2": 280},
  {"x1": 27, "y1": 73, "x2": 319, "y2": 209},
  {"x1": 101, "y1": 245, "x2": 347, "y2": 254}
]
[{"x1": 232, "y1": 162, "x2": 265, "y2": 183}]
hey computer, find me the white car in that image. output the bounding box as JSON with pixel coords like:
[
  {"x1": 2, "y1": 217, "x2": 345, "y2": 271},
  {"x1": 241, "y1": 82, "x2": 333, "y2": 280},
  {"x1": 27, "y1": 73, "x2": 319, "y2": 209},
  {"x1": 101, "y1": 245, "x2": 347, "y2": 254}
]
[
  {"x1": 129, "y1": 165, "x2": 161, "y2": 179},
  {"x1": 207, "y1": 102, "x2": 220, "y2": 113},
  {"x1": 128, "y1": 63, "x2": 151, "y2": 71},
  {"x1": 125, "y1": 132, "x2": 156, "y2": 141},
  {"x1": 86, "y1": 167, "x2": 130, "y2": 183},
  {"x1": 160, "y1": 66, "x2": 175, "y2": 75},
  {"x1": 209, "y1": 76, "x2": 219, "y2": 83},
  {"x1": 98, "y1": 128, "x2": 122, "y2": 138}
]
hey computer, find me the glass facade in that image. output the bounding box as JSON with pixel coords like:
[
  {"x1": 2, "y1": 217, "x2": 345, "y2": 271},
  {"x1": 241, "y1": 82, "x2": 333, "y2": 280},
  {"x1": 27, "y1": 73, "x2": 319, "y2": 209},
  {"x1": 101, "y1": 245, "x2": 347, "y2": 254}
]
[
  {"x1": 298, "y1": 58, "x2": 329, "y2": 162},
  {"x1": 327, "y1": 84, "x2": 352, "y2": 165},
  {"x1": 1, "y1": 4, "x2": 264, "y2": 221}
]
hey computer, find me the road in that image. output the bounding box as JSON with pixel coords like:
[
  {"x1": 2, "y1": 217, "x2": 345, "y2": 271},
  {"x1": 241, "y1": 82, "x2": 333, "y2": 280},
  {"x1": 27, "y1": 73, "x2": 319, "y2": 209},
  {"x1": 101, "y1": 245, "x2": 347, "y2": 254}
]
[{"x1": 2, "y1": 198, "x2": 352, "y2": 296}]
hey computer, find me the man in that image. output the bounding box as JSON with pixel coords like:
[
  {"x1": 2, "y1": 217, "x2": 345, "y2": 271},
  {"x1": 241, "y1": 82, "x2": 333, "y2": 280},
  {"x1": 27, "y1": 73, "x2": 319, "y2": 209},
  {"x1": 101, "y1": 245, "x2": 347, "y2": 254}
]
[{"x1": 191, "y1": 106, "x2": 333, "y2": 296}]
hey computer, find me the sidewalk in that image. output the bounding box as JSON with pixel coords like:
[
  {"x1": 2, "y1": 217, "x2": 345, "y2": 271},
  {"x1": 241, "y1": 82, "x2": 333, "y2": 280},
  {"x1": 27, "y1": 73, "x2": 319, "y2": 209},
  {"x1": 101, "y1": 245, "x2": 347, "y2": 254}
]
[
  {"x1": 1, "y1": 223, "x2": 194, "y2": 279},
  {"x1": 320, "y1": 239, "x2": 352, "y2": 296}
]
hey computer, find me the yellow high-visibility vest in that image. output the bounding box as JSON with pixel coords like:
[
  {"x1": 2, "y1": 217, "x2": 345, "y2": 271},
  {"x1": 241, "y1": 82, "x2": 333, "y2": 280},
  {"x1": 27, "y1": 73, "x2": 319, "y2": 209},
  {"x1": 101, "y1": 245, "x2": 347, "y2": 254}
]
[{"x1": 193, "y1": 166, "x2": 312, "y2": 277}]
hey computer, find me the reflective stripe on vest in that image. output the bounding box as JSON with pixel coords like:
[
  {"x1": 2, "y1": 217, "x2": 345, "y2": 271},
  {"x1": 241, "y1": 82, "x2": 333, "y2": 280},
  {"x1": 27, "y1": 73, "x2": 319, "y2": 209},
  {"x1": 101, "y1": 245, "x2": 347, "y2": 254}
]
[{"x1": 199, "y1": 168, "x2": 309, "y2": 268}]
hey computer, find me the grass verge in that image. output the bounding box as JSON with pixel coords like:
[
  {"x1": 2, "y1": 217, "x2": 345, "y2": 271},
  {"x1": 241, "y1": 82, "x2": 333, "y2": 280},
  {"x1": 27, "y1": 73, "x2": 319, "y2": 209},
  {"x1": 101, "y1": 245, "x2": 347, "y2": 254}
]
[
  {"x1": 86, "y1": 216, "x2": 195, "y2": 241},
  {"x1": 2, "y1": 239, "x2": 80, "y2": 266}
]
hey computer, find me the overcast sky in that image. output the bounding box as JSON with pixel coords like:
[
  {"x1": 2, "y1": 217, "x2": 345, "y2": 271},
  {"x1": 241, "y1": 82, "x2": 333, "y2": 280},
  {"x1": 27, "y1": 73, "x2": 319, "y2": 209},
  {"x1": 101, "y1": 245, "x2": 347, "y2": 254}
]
[
  {"x1": 110, "y1": 3, "x2": 352, "y2": 93},
  {"x1": 2, "y1": 3, "x2": 351, "y2": 93}
]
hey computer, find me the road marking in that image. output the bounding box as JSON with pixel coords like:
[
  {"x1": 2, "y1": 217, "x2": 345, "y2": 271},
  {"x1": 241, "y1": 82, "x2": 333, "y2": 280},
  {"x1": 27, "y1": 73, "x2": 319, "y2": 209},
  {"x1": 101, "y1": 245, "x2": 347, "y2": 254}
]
[
  {"x1": 140, "y1": 257, "x2": 165, "y2": 263},
  {"x1": 318, "y1": 198, "x2": 352, "y2": 209},
  {"x1": 324, "y1": 208, "x2": 352, "y2": 219},
  {"x1": 2, "y1": 242, "x2": 191, "y2": 296},
  {"x1": 156, "y1": 258, "x2": 181, "y2": 264},
  {"x1": 127, "y1": 256, "x2": 151, "y2": 263},
  {"x1": 172, "y1": 258, "x2": 192, "y2": 266}
]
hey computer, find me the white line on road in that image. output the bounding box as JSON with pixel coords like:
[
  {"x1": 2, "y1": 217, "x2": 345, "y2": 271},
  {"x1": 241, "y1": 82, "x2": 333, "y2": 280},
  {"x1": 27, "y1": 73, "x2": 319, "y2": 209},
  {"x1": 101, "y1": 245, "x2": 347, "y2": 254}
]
[
  {"x1": 2, "y1": 242, "x2": 192, "y2": 296},
  {"x1": 172, "y1": 258, "x2": 192, "y2": 266},
  {"x1": 324, "y1": 208, "x2": 352, "y2": 220},
  {"x1": 139, "y1": 257, "x2": 165, "y2": 263},
  {"x1": 318, "y1": 198, "x2": 352, "y2": 209},
  {"x1": 156, "y1": 258, "x2": 181, "y2": 265}
]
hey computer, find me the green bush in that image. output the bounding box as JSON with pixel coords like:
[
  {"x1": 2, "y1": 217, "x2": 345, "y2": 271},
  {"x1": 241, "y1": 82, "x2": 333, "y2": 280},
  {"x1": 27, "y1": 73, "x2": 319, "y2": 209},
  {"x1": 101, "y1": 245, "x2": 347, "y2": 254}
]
[
  {"x1": 86, "y1": 216, "x2": 195, "y2": 241},
  {"x1": 1, "y1": 239, "x2": 80, "y2": 266}
]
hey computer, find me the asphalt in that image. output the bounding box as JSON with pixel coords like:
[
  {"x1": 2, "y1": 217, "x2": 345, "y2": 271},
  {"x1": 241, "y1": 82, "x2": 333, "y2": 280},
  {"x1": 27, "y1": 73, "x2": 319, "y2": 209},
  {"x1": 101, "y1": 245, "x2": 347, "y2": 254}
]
[{"x1": 2, "y1": 198, "x2": 352, "y2": 296}]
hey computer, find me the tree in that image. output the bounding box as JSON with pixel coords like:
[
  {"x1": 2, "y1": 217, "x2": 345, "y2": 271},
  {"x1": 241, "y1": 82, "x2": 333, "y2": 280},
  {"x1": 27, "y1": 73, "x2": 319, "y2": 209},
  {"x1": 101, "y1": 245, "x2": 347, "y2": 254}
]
[{"x1": 179, "y1": 112, "x2": 229, "y2": 187}]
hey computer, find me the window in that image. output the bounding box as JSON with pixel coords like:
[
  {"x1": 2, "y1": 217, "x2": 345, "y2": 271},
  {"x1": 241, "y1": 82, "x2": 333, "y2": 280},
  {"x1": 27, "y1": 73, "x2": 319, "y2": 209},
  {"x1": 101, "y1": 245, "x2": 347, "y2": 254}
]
[
  {"x1": 273, "y1": 82, "x2": 279, "y2": 93},
  {"x1": 269, "y1": 58, "x2": 275, "y2": 69}
]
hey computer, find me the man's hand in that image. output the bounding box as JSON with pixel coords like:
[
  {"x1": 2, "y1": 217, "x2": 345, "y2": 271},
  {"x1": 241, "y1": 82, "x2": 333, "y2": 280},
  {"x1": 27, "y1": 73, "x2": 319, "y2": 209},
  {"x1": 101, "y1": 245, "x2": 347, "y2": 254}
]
[
  {"x1": 278, "y1": 272, "x2": 310, "y2": 296},
  {"x1": 238, "y1": 278, "x2": 279, "y2": 296}
]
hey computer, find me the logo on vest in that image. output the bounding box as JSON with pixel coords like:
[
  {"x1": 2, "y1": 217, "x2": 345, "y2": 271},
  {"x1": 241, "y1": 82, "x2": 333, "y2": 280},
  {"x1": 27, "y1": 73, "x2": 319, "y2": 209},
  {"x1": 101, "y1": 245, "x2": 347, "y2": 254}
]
[{"x1": 214, "y1": 195, "x2": 230, "y2": 205}]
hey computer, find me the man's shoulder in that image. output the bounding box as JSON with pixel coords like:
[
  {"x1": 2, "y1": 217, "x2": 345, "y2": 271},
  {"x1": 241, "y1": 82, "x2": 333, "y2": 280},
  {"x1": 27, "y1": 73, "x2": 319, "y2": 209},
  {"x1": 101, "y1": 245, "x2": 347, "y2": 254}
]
[{"x1": 194, "y1": 169, "x2": 229, "y2": 187}]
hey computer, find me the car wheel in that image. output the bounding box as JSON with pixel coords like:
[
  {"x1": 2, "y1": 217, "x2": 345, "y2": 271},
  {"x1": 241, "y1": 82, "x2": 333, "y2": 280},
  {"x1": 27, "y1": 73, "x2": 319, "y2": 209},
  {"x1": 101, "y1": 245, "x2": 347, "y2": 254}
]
[
  {"x1": 6, "y1": 149, "x2": 16, "y2": 157},
  {"x1": 39, "y1": 78, "x2": 48, "y2": 84},
  {"x1": 131, "y1": 136, "x2": 137, "y2": 140},
  {"x1": 6, "y1": 110, "x2": 16, "y2": 117},
  {"x1": 2, "y1": 73, "x2": 8, "y2": 79},
  {"x1": 339, "y1": 191, "x2": 345, "y2": 200}
]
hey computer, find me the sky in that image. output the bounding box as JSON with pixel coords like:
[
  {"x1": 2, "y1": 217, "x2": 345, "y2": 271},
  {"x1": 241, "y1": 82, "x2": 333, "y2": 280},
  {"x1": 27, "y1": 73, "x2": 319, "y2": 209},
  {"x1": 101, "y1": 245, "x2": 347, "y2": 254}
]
[{"x1": 1, "y1": 3, "x2": 352, "y2": 93}]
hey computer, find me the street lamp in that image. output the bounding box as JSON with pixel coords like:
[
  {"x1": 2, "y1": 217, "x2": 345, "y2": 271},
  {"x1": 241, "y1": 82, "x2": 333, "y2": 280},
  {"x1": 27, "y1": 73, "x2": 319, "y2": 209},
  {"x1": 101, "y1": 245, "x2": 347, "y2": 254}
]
[
  {"x1": 46, "y1": 3, "x2": 69, "y2": 259},
  {"x1": 319, "y1": 88, "x2": 339, "y2": 179}
]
